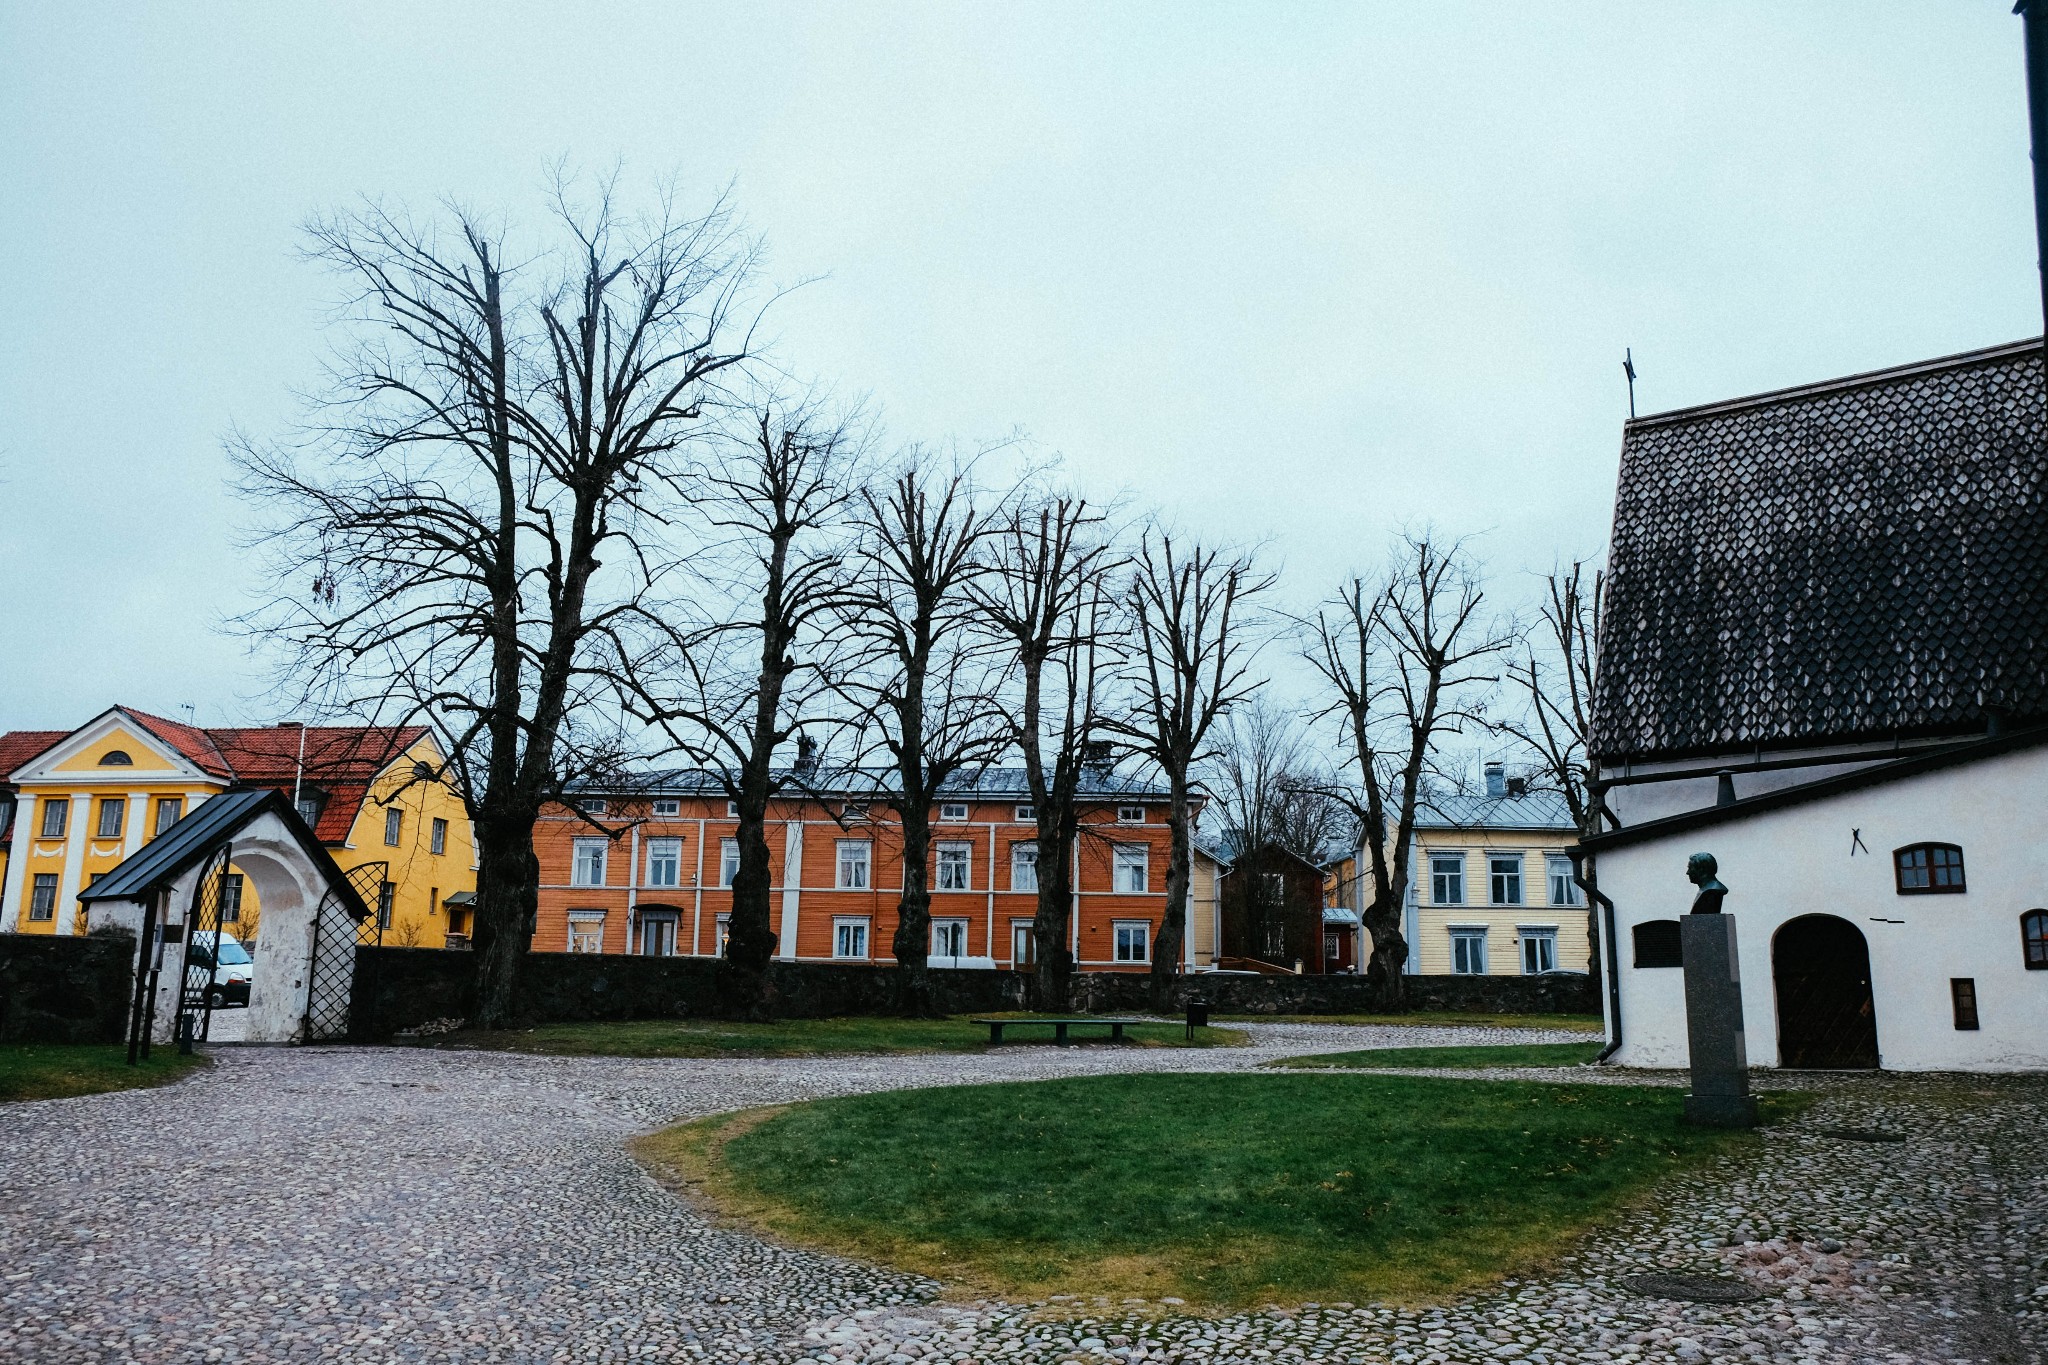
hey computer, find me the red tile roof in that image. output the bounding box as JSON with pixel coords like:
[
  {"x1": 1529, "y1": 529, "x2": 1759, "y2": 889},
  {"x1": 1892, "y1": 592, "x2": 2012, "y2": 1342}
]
[{"x1": 0, "y1": 731, "x2": 66, "y2": 781}]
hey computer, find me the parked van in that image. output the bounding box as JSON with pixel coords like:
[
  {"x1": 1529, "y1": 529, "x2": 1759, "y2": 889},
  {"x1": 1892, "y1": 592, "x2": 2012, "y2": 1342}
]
[{"x1": 187, "y1": 931, "x2": 254, "y2": 1008}]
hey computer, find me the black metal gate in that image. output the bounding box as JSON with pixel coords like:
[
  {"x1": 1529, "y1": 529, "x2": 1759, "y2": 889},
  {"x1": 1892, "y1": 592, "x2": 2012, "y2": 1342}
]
[
  {"x1": 175, "y1": 845, "x2": 235, "y2": 1048},
  {"x1": 1773, "y1": 913, "x2": 1880, "y2": 1069},
  {"x1": 300, "y1": 861, "x2": 387, "y2": 1043}
]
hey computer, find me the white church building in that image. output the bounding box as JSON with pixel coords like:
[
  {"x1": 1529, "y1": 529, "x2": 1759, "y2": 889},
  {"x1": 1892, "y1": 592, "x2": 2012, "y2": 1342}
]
[{"x1": 1580, "y1": 339, "x2": 2048, "y2": 1073}]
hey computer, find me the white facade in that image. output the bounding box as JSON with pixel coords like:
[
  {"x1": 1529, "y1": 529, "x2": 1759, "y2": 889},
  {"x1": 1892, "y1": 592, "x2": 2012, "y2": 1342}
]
[{"x1": 1595, "y1": 739, "x2": 2048, "y2": 1073}]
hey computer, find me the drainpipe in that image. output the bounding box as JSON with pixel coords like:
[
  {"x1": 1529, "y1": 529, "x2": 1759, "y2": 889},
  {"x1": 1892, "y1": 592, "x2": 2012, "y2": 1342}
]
[{"x1": 1570, "y1": 846, "x2": 1623, "y2": 1063}]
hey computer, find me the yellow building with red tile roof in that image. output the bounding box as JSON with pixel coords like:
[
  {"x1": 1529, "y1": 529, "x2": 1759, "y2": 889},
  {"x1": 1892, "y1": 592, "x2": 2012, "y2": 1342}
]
[{"x1": 0, "y1": 706, "x2": 475, "y2": 946}]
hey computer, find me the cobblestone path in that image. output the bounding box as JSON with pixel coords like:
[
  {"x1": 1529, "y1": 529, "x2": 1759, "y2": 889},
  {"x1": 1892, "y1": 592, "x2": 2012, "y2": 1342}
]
[{"x1": 1, "y1": 1025, "x2": 2040, "y2": 1364}]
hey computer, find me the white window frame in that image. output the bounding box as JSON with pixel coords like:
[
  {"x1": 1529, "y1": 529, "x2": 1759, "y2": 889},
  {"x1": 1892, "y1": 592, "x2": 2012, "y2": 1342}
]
[
  {"x1": 580, "y1": 798, "x2": 608, "y2": 816},
  {"x1": 1489, "y1": 854, "x2": 1524, "y2": 906},
  {"x1": 1010, "y1": 919, "x2": 1036, "y2": 964},
  {"x1": 384, "y1": 806, "x2": 404, "y2": 847},
  {"x1": 935, "y1": 841, "x2": 972, "y2": 891},
  {"x1": 572, "y1": 837, "x2": 609, "y2": 888},
  {"x1": 1015, "y1": 804, "x2": 1035, "y2": 823},
  {"x1": 567, "y1": 910, "x2": 605, "y2": 954},
  {"x1": 1113, "y1": 844, "x2": 1149, "y2": 894},
  {"x1": 39, "y1": 799, "x2": 67, "y2": 840},
  {"x1": 1117, "y1": 804, "x2": 1146, "y2": 824},
  {"x1": 714, "y1": 912, "x2": 731, "y2": 953},
  {"x1": 645, "y1": 837, "x2": 683, "y2": 888},
  {"x1": 1113, "y1": 920, "x2": 1150, "y2": 963},
  {"x1": 430, "y1": 816, "x2": 448, "y2": 856},
  {"x1": 726, "y1": 800, "x2": 739, "y2": 817},
  {"x1": 96, "y1": 797, "x2": 125, "y2": 839},
  {"x1": 1010, "y1": 841, "x2": 1039, "y2": 892},
  {"x1": 294, "y1": 795, "x2": 319, "y2": 828},
  {"x1": 931, "y1": 917, "x2": 969, "y2": 959},
  {"x1": 638, "y1": 910, "x2": 679, "y2": 957},
  {"x1": 842, "y1": 800, "x2": 870, "y2": 819},
  {"x1": 720, "y1": 838, "x2": 740, "y2": 888},
  {"x1": 1430, "y1": 852, "x2": 1465, "y2": 906},
  {"x1": 939, "y1": 802, "x2": 969, "y2": 823},
  {"x1": 221, "y1": 873, "x2": 244, "y2": 924},
  {"x1": 29, "y1": 873, "x2": 58, "y2": 920},
  {"x1": 653, "y1": 798, "x2": 681, "y2": 817},
  {"x1": 1519, "y1": 927, "x2": 1559, "y2": 975},
  {"x1": 1450, "y1": 927, "x2": 1488, "y2": 975},
  {"x1": 833, "y1": 916, "x2": 871, "y2": 959},
  {"x1": 1547, "y1": 855, "x2": 1581, "y2": 907},
  {"x1": 155, "y1": 796, "x2": 184, "y2": 836},
  {"x1": 837, "y1": 839, "x2": 872, "y2": 890}
]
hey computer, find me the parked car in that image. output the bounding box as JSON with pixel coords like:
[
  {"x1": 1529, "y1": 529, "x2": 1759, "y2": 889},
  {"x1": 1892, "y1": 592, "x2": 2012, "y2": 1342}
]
[{"x1": 187, "y1": 931, "x2": 254, "y2": 1008}]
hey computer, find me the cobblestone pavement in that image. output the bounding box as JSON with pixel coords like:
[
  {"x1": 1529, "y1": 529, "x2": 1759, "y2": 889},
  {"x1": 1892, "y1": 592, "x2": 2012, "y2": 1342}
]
[{"x1": 1, "y1": 1024, "x2": 2041, "y2": 1364}]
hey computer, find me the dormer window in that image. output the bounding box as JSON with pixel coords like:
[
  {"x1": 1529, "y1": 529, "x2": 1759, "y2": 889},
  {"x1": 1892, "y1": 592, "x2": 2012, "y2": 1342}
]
[
  {"x1": 1894, "y1": 843, "x2": 1965, "y2": 895},
  {"x1": 98, "y1": 750, "x2": 133, "y2": 766},
  {"x1": 939, "y1": 803, "x2": 968, "y2": 823},
  {"x1": 579, "y1": 799, "x2": 608, "y2": 816}
]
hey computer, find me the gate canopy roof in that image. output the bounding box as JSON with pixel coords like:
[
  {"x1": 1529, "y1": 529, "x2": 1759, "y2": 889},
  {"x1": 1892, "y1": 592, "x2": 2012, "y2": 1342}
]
[{"x1": 78, "y1": 786, "x2": 370, "y2": 918}]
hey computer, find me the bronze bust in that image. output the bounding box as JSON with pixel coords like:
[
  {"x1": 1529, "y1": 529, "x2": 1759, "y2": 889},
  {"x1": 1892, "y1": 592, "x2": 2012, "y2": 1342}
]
[{"x1": 1686, "y1": 851, "x2": 1728, "y2": 914}]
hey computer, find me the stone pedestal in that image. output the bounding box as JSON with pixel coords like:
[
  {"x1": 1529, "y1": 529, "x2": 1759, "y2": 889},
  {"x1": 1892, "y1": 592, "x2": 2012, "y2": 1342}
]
[{"x1": 1680, "y1": 914, "x2": 1758, "y2": 1128}]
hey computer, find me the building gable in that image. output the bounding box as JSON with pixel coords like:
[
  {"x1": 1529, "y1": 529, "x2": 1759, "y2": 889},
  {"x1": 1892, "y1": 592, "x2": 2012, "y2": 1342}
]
[{"x1": 12, "y1": 709, "x2": 218, "y2": 785}]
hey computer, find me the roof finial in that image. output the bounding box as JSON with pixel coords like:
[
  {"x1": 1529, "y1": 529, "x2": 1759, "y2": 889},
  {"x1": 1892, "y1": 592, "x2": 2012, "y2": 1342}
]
[{"x1": 1623, "y1": 348, "x2": 1639, "y2": 420}]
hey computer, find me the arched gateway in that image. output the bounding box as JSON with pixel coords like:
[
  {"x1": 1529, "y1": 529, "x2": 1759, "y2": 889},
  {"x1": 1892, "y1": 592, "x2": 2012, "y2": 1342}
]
[
  {"x1": 1771, "y1": 913, "x2": 1880, "y2": 1069},
  {"x1": 79, "y1": 788, "x2": 375, "y2": 1045}
]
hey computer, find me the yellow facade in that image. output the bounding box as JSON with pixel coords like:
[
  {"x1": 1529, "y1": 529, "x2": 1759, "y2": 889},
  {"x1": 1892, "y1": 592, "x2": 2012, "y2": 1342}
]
[
  {"x1": 1, "y1": 712, "x2": 474, "y2": 947},
  {"x1": 1410, "y1": 828, "x2": 1591, "y2": 977}
]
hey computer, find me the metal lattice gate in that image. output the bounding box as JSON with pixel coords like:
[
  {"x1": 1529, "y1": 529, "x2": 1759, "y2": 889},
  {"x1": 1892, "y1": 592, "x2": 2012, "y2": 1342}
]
[
  {"x1": 301, "y1": 861, "x2": 388, "y2": 1043},
  {"x1": 176, "y1": 845, "x2": 235, "y2": 1046}
]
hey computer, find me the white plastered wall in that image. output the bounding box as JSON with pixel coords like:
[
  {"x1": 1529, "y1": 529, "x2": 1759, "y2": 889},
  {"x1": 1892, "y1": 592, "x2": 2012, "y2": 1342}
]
[{"x1": 1598, "y1": 743, "x2": 2048, "y2": 1072}]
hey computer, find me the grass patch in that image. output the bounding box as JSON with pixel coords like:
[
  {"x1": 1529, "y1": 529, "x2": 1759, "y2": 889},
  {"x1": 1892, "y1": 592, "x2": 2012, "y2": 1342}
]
[
  {"x1": 1269, "y1": 1041, "x2": 1606, "y2": 1070},
  {"x1": 425, "y1": 1014, "x2": 1245, "y2": 1058},
  {"x1": 1221, "y1": 1011, "x2": 1603, "y2": 1033},
  {"x1": 0, "y1": 1044, "x2": 208, "y2": 1103},
  {"x1": 637, "y1": 1071, "x2": 1788, "y2": 1307}
]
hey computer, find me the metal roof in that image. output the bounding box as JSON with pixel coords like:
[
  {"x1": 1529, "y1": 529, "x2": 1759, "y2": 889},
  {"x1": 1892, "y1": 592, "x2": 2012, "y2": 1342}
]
[
  {"x1": 570, "y1": 764, "x2": 1173, "y2": 801},
  {"x1": 78, "y1": 787, "x2": 370, "y2": 919},
  {"x1": 1411, "y1": 790, "x2": 1577, "y2": 833}
]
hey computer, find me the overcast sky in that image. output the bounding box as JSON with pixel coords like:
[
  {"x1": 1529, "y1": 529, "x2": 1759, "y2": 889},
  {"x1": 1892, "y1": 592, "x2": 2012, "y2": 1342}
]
[{"x1": 1, "y1": 2, "x2": 2038, "y2": 731}]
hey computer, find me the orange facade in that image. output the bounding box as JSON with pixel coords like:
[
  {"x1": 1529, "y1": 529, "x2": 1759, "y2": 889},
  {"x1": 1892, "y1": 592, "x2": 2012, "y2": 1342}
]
[{"x1": 532, "y1": 789, "x2": 1181, "y2": 970}]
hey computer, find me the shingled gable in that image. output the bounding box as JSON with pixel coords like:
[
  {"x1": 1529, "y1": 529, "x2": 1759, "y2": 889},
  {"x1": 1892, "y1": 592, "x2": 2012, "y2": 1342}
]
[{"x1": 1591, "y1": 338, "x2": 2048, "y2": 763}]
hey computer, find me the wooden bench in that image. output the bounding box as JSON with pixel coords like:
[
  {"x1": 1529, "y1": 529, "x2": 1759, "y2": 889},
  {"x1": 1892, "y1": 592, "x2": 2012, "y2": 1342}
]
[{"x1": 976, "y1": 1017, "x2": 1147, "y2": 1046}]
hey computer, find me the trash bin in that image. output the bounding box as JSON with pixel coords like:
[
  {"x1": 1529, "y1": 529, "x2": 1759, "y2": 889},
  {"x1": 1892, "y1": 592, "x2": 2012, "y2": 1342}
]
[{"x1": 1185, "y1": 999, "x2": 1210, "y2": 1038}]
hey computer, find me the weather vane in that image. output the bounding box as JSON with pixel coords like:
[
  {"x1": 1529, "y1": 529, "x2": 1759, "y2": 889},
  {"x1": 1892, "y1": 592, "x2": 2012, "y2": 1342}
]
[{"x1": 1623, "y1": 348, "x2": 1638, "y2": 420}]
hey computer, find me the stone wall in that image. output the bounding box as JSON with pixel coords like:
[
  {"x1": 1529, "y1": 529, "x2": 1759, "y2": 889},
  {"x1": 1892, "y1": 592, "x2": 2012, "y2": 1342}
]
[
  {"x1": 0, "y1": 932, "x2": 136, "y2": 1044},
  {"x1": 351, "y1": 947, "x2": 1597, "y2": 1039}
]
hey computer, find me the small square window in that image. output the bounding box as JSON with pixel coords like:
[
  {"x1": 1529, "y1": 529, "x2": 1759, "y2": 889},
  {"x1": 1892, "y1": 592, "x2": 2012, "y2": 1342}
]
[
  {"x1": 1114, "y1": 920, "x2": 1150, "y2": 962},
  {"x1": 726, "y1": 800, "x2": 740, "y2": 817},
  {"x1": 580, "y1": 798, "x2": 608, "y2": 816},
  {"x1": 653, "y1": 798, "x2": 681, "y2": 817},
  {"x1": 1117, "y1": 805, "x2": 1146, "y2": 824},
  {"x1": 834, "y1": 916, "x2": 870, "y2": 959},
  {"x1": 384, "y1": 807, "x2": 404, "y2": 846},
  {"x1": 842, "y1": 800, "x2": 869, "y2": 819},
  {"x1": 1015, "y1": 804, "x2": 1035, "y2": 823},
  {"x1": 939, "y1": 803, "x2": 969, "y2": 823}
]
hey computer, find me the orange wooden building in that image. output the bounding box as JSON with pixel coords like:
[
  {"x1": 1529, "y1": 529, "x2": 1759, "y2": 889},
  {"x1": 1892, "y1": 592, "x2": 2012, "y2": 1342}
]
[{"x1": 531, "y1": 770, "x2": 1188, "y2": 971}]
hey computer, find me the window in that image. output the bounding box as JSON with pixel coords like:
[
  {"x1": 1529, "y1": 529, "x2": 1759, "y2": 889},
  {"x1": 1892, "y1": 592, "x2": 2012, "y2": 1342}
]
[
  {"x1": 572, "y1": 838, "x2": 608, "y2": 887},
  {"x1": 430, "y1": 817, "x2": 448, "y2": 855},
  {"x1": 579, "y1": 799, "x2": 608, "y2": 816},
  {"x1": 97, "y1": 749, "x2": 132, "y2": 766},
  {"x1": 2024, "y1": 910, "x2": 2048, "y2": 970},
  {"x1": 714, "y1": 913, "x2": 731, "y2": 953},
  {"x1": 1011, "y1": 842, "x2": 1039, "y2": 892},
  {"x1": 834, "y1": 916, "x2": 870, "y2": 959},
  {"x1": 155, "y1": 797, "x2": 183, "y2": 835},
  {"x1": 1519, "y1": 928, "x2": 1558, "y2": 975},
  {"x1": 932, "y1": 919, "x2": 969, "y2": 958},
  {"x1": 221, "y1": 873, "x2": 245, "y2": 924},
  {"x1": 1450, "y1": 929, "x2": 1487, "y2": 974},
  {"x1": 1114, "y1": 920, "x2": 1150, "y2": 962},
  {"x1": 1547, "y1": 856, "x2": 1580, "y2": 906},
  {"x1": 1117, "y1": 805, "x2": 1146, "y2": 824},
  {"x1": 1632, "y1": 919, "x2": 1683, "y2": 968},
  {"x1": 645, "y1": 838, "x2": 682, "y2": 888},
  {"x1": 726, "y1": 800, "x2": 739, "y2": 817},
  {"x1": 1263, "y1": 920, "x2": 1286, "y2": 958},
  {"x1": 842, "y1": 801, "x2": 870, "y2": 819},
  {"x1": 936, "y1": 842, "x2": 971, "y2": 891},
  {"x1": 653, "y1": 798, "x2": 681, "y2": 817},
  {"x1": 1430, "y1": 854, "x2": 1464, "y2": 905},
  {"x1": 1950, "y1": 977, "x2": 1980, "y2": 1031},
  {"x1": 28, "y1": 874, "x2": 58, "y2": 921},
  {"x1": 720, "y1": 838, "x2": 740, "y2": 888},
  {"x1": 295, "y1": 794, "x2": 321, "y2": 828},
  {"x1": 1895, "y1": 843, "x2": 1966, "y2": 894},
  {"x1": 939, "y1": 803, "x2": 968, "y2": 823},
  {"x1": 1011, "y1": 921, "x2": 1036, "y2": 965},
  {"x1": 1015, "y1": 804, "x2": 1035, "y2": 823},
  {"x1": 1113, "y1": 845, "x2": 1149, "y2": 894},
  {"x1": 567, "y1": 910, "x2": 605, "y2": 954},
  {"x1": 638, "y1": 911, "x2": 678, "y2": 957},
  {"x1": 96, "y1": 797, "x2": 125, "y2": 839},
  {"x1": 837, "y1": 840, "x2": 872, "y2": 890},
  {"x1": 377, "y1": 881, "x2": 395, "y2": 931},
  {"x1": 39, "y1": 799, "x2": 67, "y2": 840},
  {"x1": 383, "y1": 807, "x2": 404, "y2": 846},
  {"x1": 1489, "y1": 855, "x2": 1524, "y2": 906}
]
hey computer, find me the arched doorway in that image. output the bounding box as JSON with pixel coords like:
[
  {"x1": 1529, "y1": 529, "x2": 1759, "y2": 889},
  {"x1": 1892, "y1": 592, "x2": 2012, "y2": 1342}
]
[{"x1": 1772, "y1": 914, "x2": 1879, "y2": 1069}]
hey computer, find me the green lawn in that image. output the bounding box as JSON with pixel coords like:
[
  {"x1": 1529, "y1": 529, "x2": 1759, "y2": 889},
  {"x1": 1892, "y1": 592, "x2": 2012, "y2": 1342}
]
[
  {"x1": 0, "y1": 1044, "x2": 208, "y2": 1103},
  {"x1": 424, "y1": 1014, "x2": 1245, "y2": 1058},
  {"x1": 638, "y1": 1071, "x2": 1786, "y2": 1306},
  {"x1": 1221, "y1": 1011, "x2": 1604, "y2": 1033},
  {"x1": 1269, "y1": 1041, "x2": 1606, "y2": 1070}
]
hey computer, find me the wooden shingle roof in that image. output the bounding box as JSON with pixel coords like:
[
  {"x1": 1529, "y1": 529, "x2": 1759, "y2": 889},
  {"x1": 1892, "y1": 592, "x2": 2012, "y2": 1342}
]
[{"x1": 1591, "y1": 339, "x2": 2048, "y2": 762}]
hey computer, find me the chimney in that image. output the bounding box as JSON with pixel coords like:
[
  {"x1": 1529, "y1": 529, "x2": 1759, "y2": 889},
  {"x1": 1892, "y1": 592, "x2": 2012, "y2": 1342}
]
[
  {"x1": 2020, "y1": 1, "x2": 2048, "y2": 336},
  {"x1": 1082, "y1": 740, "x2": 1115, "y2": 774},
  {"x1": 794, "y1": 733, "x2": 818, "y2": 775},
  {"x1": 1505, "y1": 775, "x2": 1528, "y2": 799},
  {"x1": 1483, "y1": 761, "x2": 1506, "y2": 798}
]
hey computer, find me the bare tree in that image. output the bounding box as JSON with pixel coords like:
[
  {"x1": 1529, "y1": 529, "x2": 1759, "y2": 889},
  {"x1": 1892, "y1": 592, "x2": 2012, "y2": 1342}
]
[
  {"x1": 1204, "y1": 700, "x2": 1345, "y2": 967},
  {"x1": 1113, "y1": 530, "x2": 1270, "y2": 1002},
  {"x1": 638, "y1": 397, "x2": 859, "y2": 1016},
  {"x1": 237, "y1": 184, "x2": 756, "y2": 1027},
  {"x1": 974, "y1": 493, "x2": 1120, "y2": 1010},
  {"x1": 1494, "y1": 560, "x2": 1603, "y2": 967},
  {"x1": 1306, "y1": 534, "x2": 1509, "y2": 1010},
  {"x1": 835, "y1": 453, "x2": 1009, "y2": 1013}
]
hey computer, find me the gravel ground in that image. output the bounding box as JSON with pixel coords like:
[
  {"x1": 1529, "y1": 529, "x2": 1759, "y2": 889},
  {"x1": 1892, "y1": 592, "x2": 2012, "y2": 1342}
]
[{"x1": 0, "y1": 1022, "x2": 2039, "y2": 1364}]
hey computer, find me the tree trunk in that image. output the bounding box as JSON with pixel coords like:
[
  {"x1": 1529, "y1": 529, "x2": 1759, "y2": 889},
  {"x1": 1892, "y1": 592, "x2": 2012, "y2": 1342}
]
[
  {"x1": 721, "y1": 802, "x2": 779, "y2": 1019},
  {"x1": 1149, "y1": 774, "x2": 1192, "y2": 1010},
  {"x1": 470, "y1": 814, "x2": 540, "y2": 1028},
  {"x1": 1029, "y1": 812, "x2": 1075, "y2": 1011},
  {"x1": 892, "y1": 818, "x2": 935, "y2": 1017},
  {"x1": 1361, "y1": 890, "x2": 1408, "y2": 1012}
]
